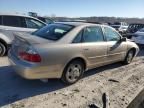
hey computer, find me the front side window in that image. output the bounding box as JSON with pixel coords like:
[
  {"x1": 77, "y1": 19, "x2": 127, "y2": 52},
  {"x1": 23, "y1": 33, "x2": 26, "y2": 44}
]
[
  {"x1": 25, "y1": 18, "x2": 46, "y2": 29},
  {"x1": 32, "y1": 24, "x2": 74, "y2": 40},
  {"x1": 104, "y1": 27, "x2": 120, "y2": 41},
  {"x1": 3, "y1": 16, "x2": 21, "y2": 27},
  {"x1": 83, "y1": 26, "x2": 104, "y2": 43}
]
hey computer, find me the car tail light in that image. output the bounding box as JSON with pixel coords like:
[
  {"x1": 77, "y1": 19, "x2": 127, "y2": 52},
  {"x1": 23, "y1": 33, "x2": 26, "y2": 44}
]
[{"x1": 19, "y1": 47, "x2": 41, "y2": 62}]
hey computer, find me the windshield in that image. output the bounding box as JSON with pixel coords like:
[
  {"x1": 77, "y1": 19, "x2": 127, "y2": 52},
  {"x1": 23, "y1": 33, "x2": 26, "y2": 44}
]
[{"x1": 32, "y1": 23, "x2": 74, "y2": 40}]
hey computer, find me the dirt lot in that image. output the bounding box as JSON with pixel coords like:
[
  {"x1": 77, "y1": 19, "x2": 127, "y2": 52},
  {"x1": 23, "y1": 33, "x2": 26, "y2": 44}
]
[{"x1": 0, "y1": 45, "x2": 144, "y2": 108}]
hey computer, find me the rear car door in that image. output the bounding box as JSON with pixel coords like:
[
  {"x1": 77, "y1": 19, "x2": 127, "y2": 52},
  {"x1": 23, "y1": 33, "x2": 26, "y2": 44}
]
[
  {"x1": 103, "y1": 26, "x2": 127, "y2": 62},
  {"x1": 81, "y1": 26, "x2": 108, "y2": 68}
]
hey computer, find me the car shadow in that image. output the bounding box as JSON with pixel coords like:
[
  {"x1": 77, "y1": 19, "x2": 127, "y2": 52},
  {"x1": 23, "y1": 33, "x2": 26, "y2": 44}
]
[
  {"x1": 0, "y1": 46, "x2": 143, "y2": 107},
  {"x1": 0, "y1": 66, "x2": 67, "y2": 107},
  {"x1": 0, "y1": 63, "x2": 124, "y2": 107}
]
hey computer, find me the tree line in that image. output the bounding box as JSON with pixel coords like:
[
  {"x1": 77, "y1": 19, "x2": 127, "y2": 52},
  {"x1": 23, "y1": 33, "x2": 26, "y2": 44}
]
[{"x1": 50, "y1": 16, "x2": 144, "y2": 24}]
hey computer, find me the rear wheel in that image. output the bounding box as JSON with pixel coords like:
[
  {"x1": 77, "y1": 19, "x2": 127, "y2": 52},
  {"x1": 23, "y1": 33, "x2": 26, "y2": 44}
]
[
  {"x1": 123, "y1": 50, "x2": 134, "y2": 64},
  {"x1": 0, "y1": 42, "x2": 6, "y2": 57},
  {"x1": 61, "y1": 60, "x2": 84, "y2": 85}
]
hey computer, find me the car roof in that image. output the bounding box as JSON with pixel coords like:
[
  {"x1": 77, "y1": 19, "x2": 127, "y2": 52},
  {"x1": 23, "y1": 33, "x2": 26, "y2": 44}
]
[
  {"x1": 0, "y1": 12, "x2": 34, "y2": 18},
  {"x1": 0, "y1": 12, "x2": 46, "y2": 21},
  {"x1": 55, "y1": 21, "x2": 102, "y2": 27},
  {"x1": 0, "y1": 12, "x2": 47, "y2": 25}
]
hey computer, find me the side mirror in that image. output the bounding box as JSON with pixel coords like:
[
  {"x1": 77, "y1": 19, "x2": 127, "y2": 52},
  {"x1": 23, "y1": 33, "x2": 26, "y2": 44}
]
[{"x1": 121, "y1": 37, "x2": 127, "y2": 42}]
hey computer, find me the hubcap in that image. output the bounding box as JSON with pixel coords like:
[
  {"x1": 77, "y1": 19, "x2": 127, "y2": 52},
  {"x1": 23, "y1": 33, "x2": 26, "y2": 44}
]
[{"x1": 66, "y1": 64, "x2": 81, "y2": 83}]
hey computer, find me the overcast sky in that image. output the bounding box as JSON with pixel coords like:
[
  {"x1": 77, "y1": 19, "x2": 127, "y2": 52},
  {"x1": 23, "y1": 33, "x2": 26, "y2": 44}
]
[{"x1": 0, "y1": 0, "x2": 144, "y2": 18}]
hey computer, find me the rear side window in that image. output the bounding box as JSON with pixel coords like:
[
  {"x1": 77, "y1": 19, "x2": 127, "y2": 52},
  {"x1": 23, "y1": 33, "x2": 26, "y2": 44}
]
[
  {"x1": 3, "y1": 16, "x2": 21, "y2": 27},
  {"x1": 73, "y1": 30, "x2": 83, "y2": 43},
  {"x1": 0, "y1": 16, "x2": 2, "y2": 25},
  {"x1": 83, "y1": 26, "x2": 104, "y2": 43}
]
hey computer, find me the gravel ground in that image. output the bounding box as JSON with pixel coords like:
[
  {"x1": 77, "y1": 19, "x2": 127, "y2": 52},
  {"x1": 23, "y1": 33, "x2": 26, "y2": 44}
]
[{"x1": 0, "y1": 46, "x2": 144, "y2": 108}]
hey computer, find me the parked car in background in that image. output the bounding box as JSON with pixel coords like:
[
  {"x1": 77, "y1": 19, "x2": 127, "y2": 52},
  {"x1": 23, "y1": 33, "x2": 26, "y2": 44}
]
[
  {"x1": 37, "y1": 16, "x2": 54, "y2": 24},
  {"x1": 111, "y1": 22, "x2": 128, "y2": 34},
  {"x1": 131, "y1": 28, "x2": 144, "y2": 45},
  {"x1": 0, "y1": 13, "x2": 46, "y2": 56},
  {"x1": 126, "y1": 23, "x2": 144, "y2": 34},
  {"x1": 124, "y1": 23, "x2": 144, "y2": 39},
  {"x1": 8, "y1": 22, "x2": 139, "y2": 84}
]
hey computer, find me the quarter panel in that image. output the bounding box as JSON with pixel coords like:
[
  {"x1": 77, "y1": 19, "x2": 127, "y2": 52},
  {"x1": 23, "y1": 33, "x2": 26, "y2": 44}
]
[{"x1": 34, "y1": 43, "x2": 85, "y2": 78}]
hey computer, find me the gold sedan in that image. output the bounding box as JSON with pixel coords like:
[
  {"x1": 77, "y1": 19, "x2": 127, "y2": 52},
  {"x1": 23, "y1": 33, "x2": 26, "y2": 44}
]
[{"x1": 8, "y1": 22, "x2": 139, "y2": 84}]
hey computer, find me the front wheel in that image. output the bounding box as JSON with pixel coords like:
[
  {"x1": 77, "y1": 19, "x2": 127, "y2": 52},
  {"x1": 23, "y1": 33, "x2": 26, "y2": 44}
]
[
  {"x1": 61, "y1": 60, "x2": 84, "y2": 85},
  {"x1": 0, "y1": 43, "x2": 6, "y2": 57},
  {"x1": 123, "y1": 50, "x2": 134, "y2": 64}
]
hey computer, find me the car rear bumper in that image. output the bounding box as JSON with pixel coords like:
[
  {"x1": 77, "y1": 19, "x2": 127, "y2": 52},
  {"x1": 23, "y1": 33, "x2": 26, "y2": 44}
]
[{"x1": 8, "y1": 50, "x2": 62, "y2": 79}]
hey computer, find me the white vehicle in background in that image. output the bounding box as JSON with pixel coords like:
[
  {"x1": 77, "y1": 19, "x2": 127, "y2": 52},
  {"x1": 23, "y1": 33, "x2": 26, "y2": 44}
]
[
  {"x1": 111, "y1": 22, "x2": 128, "y2": 34},
  {"x1": 132, "y1": 28, "x2": 144, "y2": 45},
  {"x1": 0, "y1": 13, "x2": 46, "y2": 56}
]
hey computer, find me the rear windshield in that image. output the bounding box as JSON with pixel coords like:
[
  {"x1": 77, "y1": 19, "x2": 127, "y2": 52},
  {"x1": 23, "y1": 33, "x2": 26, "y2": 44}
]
[{"x1": 32, "y1": 24, "x2": 74, "y2": 40}]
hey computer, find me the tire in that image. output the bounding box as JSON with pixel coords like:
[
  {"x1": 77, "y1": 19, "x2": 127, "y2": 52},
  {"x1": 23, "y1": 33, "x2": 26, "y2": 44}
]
[
  {"x1": 123, "y1": 50, "x2": 134, "y2": 64},
  {"x1": 61, "y1": 60, "x2": 84, "y2": 85},
  {"x1": 0, "y1": 42, "x2": 6, "y2": 57}
]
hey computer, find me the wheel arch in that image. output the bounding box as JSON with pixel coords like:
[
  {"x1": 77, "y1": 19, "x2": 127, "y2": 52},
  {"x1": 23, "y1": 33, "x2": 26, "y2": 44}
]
[
  {"x1": 127, "y1": 47, "x2": 137, "y2": 57},
  {"x1": 0, "y1": 38, "x2": 8, "y2": 49},
  {"x1": 63, "y1": 57, "x2": 87, "y2": 73}
]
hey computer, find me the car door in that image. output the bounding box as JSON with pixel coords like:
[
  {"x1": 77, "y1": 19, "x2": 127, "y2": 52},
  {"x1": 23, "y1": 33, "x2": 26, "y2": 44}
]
[
  {"x1": 103, "y1": 26, "x2": 127, "y2": 62},
  {"x1": 81, "y1": 26, "x2": 108, "y2": 68}
]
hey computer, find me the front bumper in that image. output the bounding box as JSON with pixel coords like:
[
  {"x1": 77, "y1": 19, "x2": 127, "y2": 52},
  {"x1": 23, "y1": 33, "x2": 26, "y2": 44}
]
[{"x1": 8, "y1": 50, "x2": 62, "y2": 79}]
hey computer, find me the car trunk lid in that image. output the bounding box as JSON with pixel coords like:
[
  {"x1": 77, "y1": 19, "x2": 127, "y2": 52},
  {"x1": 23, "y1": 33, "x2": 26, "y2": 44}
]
[{"x1": 11, "y1": 32, "x2": 53, "y2": 60}]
